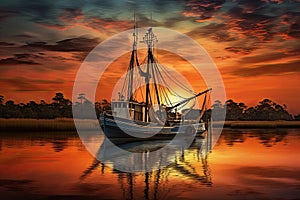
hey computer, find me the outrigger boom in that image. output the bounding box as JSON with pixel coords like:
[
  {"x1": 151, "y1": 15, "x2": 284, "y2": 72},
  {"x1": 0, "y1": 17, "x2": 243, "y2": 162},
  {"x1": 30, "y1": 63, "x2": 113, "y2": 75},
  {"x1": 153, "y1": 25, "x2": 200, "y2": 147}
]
[{"x1": 166, "y1": 88, "x2": 212, "y2": 112}]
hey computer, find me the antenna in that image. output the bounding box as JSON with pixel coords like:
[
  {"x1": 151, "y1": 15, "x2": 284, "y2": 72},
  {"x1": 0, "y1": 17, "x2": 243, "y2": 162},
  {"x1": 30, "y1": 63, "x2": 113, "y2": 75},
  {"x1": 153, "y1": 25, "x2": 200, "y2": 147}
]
[
  {"x1": 150, "y1": 12, "x2": 153, "y2": 27},
  {"x1": 142, "y1": 28, "x2": 158, "y2": 49},
  {"x1": 142, "y1": 12, "x2": 158, "y2": 49},
  {"x1": 133, "y1": 11, "x2": 138, "y2": 50}
]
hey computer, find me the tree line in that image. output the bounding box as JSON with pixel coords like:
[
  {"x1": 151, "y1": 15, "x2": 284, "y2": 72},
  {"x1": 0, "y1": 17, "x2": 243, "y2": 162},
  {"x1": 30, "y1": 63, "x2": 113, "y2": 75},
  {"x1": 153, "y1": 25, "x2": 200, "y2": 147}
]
[
  {"x1": 204, "y1": 99, "x2": 298, "y2": 121},
  {"x1": 0, "y1": 93, "x2": 110, "y2": 119},
  {"x1": 0, "y1": 93, "x2": 299, "y2": 121}
]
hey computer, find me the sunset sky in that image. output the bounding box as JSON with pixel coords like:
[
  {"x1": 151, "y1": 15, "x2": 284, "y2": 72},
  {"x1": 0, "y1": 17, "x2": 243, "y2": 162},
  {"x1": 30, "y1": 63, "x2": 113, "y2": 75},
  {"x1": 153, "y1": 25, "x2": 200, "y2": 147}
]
[{"x1": 0, "y1": 0, "x2": 299, "y2": 114}]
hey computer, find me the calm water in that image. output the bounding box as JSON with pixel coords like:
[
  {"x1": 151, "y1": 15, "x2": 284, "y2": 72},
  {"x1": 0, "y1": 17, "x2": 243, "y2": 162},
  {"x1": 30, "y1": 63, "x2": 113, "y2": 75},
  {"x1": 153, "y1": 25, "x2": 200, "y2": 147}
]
[{"x1": 0, "y1": 129, "x2": 299, "y2": 200}]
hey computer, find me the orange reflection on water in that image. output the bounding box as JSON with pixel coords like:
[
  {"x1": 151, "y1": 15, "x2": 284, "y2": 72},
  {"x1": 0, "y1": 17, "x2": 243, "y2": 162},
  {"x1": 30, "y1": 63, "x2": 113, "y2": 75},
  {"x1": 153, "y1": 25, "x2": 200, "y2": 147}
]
[{"x1": 0, "y1": 129, "x2": 299, "y2": 199}]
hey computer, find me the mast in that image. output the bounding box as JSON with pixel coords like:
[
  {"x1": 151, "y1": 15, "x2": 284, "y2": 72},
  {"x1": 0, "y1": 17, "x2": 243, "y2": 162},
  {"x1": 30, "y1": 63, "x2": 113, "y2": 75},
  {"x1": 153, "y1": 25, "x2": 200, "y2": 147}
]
[
  {"x1": 127, "y1": 14, "x2": 138, "y2": 102},
  {"x1": 142, "y1": 28, "x2": 158, "y2": 122}
]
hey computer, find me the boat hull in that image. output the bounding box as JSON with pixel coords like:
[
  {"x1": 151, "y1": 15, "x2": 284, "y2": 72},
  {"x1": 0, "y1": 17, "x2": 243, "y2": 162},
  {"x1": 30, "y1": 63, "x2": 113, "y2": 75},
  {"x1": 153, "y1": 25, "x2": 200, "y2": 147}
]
[{"x1": 99, "y1": 113, "x2": 205, "y2": 140}]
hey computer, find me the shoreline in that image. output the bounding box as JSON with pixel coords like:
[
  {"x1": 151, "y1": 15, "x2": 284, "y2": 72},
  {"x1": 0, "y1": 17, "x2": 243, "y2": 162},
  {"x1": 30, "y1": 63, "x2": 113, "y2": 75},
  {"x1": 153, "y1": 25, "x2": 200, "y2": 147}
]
[
  {"x1": 216, "y1": 120, "x2": 300, "y2": 129},
  {"x1": 0, "y1": 118, "x2": 300, "y2": 132},
  {"x1": 0, "y1": 118, "x2": 99, "y2": 132}
]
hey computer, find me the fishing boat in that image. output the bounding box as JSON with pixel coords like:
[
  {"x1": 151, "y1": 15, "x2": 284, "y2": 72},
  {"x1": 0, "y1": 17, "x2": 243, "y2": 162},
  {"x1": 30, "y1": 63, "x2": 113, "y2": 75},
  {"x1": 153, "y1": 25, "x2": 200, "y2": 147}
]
[{"x1": 100, "y1": 21, "x2": 211, "y2": 140}]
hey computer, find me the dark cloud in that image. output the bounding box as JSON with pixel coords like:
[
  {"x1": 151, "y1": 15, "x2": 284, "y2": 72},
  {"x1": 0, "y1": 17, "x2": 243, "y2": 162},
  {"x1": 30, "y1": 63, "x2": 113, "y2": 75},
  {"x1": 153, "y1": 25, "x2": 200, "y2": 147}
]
[
  {"x1": 225, "y1": 7, "x2": 276, "y2": 41},
  {"x1": 231, "y1": 1, "x2": 300, "y2": 41},
  {"x1": 23, "y1": 37, "x2": 100, "y2": 52},
  {"x1": 232, "y1": 60, "x2": 300, "y2": 77},
  {"x1": 143, "y1": 0, "x2": 185, "y2": 14},
  {"x1": 135, "y1": 14, "x2": 163, "y2": 28},
  {"x1": 0, "y1": 36, "x2": 100, "y2": 71},
  {"x1": 0, "y1": 52, "x2": 75, "y2": 72},
  {"x1": 60, "y1": 8, "x2": 84, "y2": 20},
  {"x1": 225, "y1": 46, "x2": 256, "y2": 55},
  {"x1": 32, "y1": 8, "x2": 82, "y2": 30},
  {"x1": 237, "y1": 13, "x2": 273, "y2": 31},
  {"x1": 71, "y1": 52, "x2": 90, "y2": 62},
  {"x1": 239, "y1": 52, "x2": 290, "y2": 64},
  {"x1": 8, "y1": 1, "x2": 59, "y2": 24},
  {"x1": 225, "y1": 6, "x2": 243, "y2": 19},
  {"x1": 0, "y1": 42, "x2": 15, "y2": 46},
  {"x1": 184, "y1": 0, "x2": 300, "y2": 44},
  {"x1": 283, "y1": 45, "x2": 300, "y2": 56},
  {"x1": 50, "y1": 37, "x2": 100, "y2": 52},
  {"x1": 22, "y1": 41, "x2": 47, "y2": 50},
  {"x1": 37, "y1": 22, "x2": 66, "y2": 30},
  {"x1": 14, "y1": 53, "x2": 41, "y2": 59},
  {"x1": 288, "y1": 22, "x2": 300, "y2": 39},
  {"x1": 189, "y1": 22, "x2": 226, "y2": 35},
  {"x1": 281, "y1": 11, "x2": 300, "y2": 27},
  {"x1": 0, "y1": 58, "x2": 39, "y2": 65},
  {"x1": 83, "y1": 17, "x2": 132, "y2": 33},
  {"x1": 0, "y1": 1, "x2": 184, "y2": 31},
  {"x1": 0, "y1": 53, "x2": 41, "y2": 66},
  {"x1": 14, "y1": 34, "x2": 35, "y2": 39},
  {"x1": 183, "y1": 0, "x2": 226, "y2": 22},
  {"x1": 211, "y1": 31, "x2": 236, "y2": 42},
  {"x1": 162, "y1": 15, "x2": 187, "y2": 27},
  {"x1": 0, "y1": 9, "x2": 17, "y2": 21},
  {"x1": 237, "y1": 0, "x2": 267, "y2": 13},
  {"x1": 0, "y1": 2, "x2": 82, "y2": 29},
  {"x1": 19, "y1": 1, "x2": 55, "y2": 17},
  {"x1": 187, "y1": 23, "x2": 236, "y2": 42}
]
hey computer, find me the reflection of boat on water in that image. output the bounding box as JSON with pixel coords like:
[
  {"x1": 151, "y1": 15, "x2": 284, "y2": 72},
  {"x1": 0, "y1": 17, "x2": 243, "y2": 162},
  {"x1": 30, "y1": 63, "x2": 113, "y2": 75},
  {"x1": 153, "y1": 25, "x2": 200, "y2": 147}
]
[
  {"x1": 96, "y1": 130, "x2": 212, "y2": 171},
  {"x1": 81, "y1": 126, "x2": 212, "y2": 174},
  {"x1": 99, "y1": 20, "x2": 211, "y2": 139},
  {"x1": 80, "y1": 136, "x2": 212, "y2": 199}
]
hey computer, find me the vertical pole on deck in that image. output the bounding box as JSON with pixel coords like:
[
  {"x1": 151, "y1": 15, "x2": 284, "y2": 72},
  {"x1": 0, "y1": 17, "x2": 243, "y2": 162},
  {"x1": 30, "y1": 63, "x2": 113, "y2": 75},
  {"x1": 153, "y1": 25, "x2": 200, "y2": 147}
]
[{"x1": 209, "y1": 118, "x2": 213, "y2": 152}]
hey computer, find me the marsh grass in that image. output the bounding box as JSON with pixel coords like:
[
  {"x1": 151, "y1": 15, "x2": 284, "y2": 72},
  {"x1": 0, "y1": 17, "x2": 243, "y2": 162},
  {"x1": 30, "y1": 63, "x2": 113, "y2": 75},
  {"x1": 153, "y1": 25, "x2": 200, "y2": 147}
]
[{"x1": 0, "y1": 118, "x2": 100, "y2": 132}]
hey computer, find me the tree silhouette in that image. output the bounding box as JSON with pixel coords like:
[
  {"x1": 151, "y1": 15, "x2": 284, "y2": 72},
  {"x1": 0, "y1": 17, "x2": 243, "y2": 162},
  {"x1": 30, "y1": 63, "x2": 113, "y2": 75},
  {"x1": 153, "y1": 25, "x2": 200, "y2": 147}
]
[
  {"x1": 78, "y1": 93, "x2": 86, "y2": 104},
  {"x1": 40, "y1": 100, "x2": 46, "y2": 105},
  {"x1": 0, "y1": 96, "x2": 4, "y2": 118},
  {"x1": 5, "y1": 100, "x2": 14, "y2": 106},
  {"x1": 0, "y1": 95, "x2": 4, "y2": 105},
  {"x1": 225, "y1": 99, "x2": 246, "y2": 120},
  {"x1": 50, "y1": 92, "x2": 72, "y2": 118},
  {"x1": 2, "y1": 100, "x2": 19, "y2": 118},
  {"x1": 212, "y1": 100, "x2": 222, "y2": 109},
  {"x1": 206, "y1": 99, "x2": 293, "y2": 121},
  {"x1": 52, "y1": 92, "x2": 65, "y2": 104},
  {"x1": 243, "y1": 106, "x2": 256, "y2": 120},
  {"x1": 254, "y1": 99, "x2": 292, "y2": 120},
  {"x1": 211, "y1": 100, "x2": 225, "y2": 121}
]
